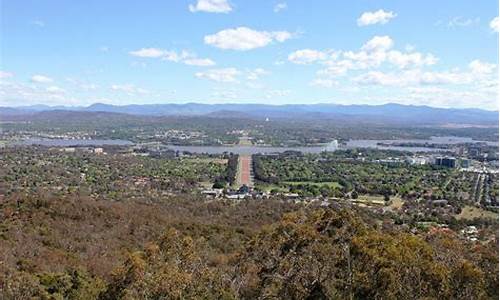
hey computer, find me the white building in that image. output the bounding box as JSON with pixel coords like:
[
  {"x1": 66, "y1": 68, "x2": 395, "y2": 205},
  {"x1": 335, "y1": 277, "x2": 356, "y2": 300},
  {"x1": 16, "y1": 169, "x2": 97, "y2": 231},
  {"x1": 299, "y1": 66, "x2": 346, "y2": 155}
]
[
  {"x1": 325, "y1": 140, "x2": 338, "y2": 152},
  {"x1": 406, "y1": 156, "x2": 428, "y2": 165}
]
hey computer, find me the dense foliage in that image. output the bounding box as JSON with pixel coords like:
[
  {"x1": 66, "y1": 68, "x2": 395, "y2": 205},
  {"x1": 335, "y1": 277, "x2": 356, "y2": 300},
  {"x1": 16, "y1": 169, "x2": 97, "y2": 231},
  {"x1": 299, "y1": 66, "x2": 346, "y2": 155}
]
[
  {"x1": 0, "y1": 147, "x2": 230, "y2": 198},
  {"x1": 1, "y1": 195, "x2": 497, "y2": 299},
  {"x1": 253, "y1": 151, "x2": 497, "y2": 206},
  {"x1": 0, "y1": 146, "x2": 497, "y2": 299}
]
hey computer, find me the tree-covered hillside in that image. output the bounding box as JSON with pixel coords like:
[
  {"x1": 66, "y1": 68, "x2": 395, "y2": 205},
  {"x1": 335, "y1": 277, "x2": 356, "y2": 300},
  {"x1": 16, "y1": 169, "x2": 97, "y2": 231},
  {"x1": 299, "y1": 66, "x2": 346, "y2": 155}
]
[{"x1": 1, "y1": 195, "x2": 497, "y2": 299}]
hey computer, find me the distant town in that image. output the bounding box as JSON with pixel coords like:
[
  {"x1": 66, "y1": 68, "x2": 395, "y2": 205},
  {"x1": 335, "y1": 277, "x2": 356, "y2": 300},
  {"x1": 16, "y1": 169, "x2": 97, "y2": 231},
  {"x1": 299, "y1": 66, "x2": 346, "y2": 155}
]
[
  {"x1": 2, "y1": 115, "x2": 498, "y2": 217},
  {"x1": 2, "y1": 0, "x2": 499, "y2": 297}
]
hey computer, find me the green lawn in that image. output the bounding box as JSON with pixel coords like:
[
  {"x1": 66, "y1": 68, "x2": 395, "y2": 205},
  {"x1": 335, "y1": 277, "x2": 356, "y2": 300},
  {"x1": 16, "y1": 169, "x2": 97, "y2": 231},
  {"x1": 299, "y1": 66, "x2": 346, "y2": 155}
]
[{"x1": 254, "y1": 183, "x2": 287, "y2": 192}]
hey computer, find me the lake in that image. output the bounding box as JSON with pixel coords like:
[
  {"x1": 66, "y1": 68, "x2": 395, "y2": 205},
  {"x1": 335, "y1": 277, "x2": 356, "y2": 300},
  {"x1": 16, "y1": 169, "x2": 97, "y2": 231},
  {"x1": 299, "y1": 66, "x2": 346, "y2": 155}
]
[
  {"x1": 163, "y1": 145, "x2": 330, "y2": 154},
  {"x1": 12, "y1": 138, "x2": 134, "y2": 147},
  {"x1": 165, "y1": 136, "x2": 497, "y2": 154},
  {"x1": 10, "y1": 136, "x2": 497, "y2": 154}
]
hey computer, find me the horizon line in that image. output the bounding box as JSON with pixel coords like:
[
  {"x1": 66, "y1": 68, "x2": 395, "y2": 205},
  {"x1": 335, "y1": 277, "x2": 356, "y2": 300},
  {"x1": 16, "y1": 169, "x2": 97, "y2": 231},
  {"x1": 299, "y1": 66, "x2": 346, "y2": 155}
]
[{"x1": 1, "y1": 101, "x2": 499, "y2": 112}]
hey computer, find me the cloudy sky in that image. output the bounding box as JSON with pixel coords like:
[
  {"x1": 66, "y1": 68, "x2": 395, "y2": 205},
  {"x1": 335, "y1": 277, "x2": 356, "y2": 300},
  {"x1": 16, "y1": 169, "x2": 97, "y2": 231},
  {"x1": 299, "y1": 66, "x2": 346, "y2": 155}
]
[{"x1": 1, "y1": 0, "x2": 499, "y2": 109}]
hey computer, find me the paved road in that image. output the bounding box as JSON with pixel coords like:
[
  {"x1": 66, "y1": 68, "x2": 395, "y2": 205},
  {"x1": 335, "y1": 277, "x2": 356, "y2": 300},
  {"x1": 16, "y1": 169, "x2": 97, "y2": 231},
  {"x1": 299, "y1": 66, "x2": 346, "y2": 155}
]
[{"x1": 236, "y1": 154, "x2": 253, "y2": 187}]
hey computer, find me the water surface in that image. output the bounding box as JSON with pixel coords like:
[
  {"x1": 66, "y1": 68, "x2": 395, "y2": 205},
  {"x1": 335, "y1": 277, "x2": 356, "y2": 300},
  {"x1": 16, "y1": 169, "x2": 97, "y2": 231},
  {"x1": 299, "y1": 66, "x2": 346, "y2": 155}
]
[
  {"x1": 11, "y1": 136, "x2": 497, "y2": 154},
  {"x1": 13, "y1": 138, "x2": 133, "y2": 147}
]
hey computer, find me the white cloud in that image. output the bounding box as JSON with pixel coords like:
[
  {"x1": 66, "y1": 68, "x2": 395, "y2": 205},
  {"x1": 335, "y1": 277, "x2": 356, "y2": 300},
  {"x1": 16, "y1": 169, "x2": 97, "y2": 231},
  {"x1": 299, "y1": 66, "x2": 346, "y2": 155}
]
[
  {"x1": 66, "y1": 78, "x2": 99, "y2": 91},
  {"x1": 31, "y1": 75, "x2": 53, "y2": 83},
  {"x1": 195, "y1": 68, "x2": 241, "y2": 82},
  {"x1": 361, "y1": 35, "x2": 394, "y2": 52},
  {"x1": 45, "y1": 86, "x2": 65, "y2": 94},
  {"x1": 354, "y1": 71, "x2": 413, "y2": 86},
  {"x1": 447, "y1": 16, "x2": 480, "y2": 28},
  {"x1": 342, "y1": 50, "x2": 387, "y2": 69},
  {"x1": 183, "y1": 58, "x2": 216, "y2": 66},
  {"x1": 247, "y1": 68, "x2": 268, "y2": 80},
  {"x1": 196, "y1": 68, "x2": 269, "y2": 83},
  {"x1": 245, "y1": 81, "x2": 264, "y2": 89},
  {"x1": 469, "y1": 60, "x2": 496, "y2": 74},
  {"x1": 317, "y1": 60, "x2": 354, "y2": 77},
  {"x1": 406, "y1": 86, "x2": 497, "y2": 110},
  {"x1": 292, "y1": 35, "x2": 442, "y2": 88},
  {"x1": 189, "y1": 0, "x2": 232, "y2": 13},
  {"x1": 99, "y1": 46, "x2": 109, "y2": 52},
  {"x1": 162, "y1": 50, "x2": 190, "y2": 62},
  {"x1": 111, "y1": 84, "x2": 149, "y2": 95},
  {"x1": 204, "y1": 27, "x2": 292, "y2": 50},
  {"x1": 0, "y1": 81, "x2": 80, "y2": 106},
  {"x1": 387, "y1": 51, "x2": 438, "y2": 68},
  {"x1": 357, "y1": 9, "x2": 396, "y2": 26},
  {"x1": 129, "y1": 48, "x2": 165, "y2": 58},
  {"x1": 80, "y1": 83, "x2": 99, "y2": 91},
  {"x1": 318, "y1": 37, "x2": 393, "y2": 71},
  {"x1": 310, "y1": 78, "x2": 338, "y2": 88},
  {"x1": 352, "y1": 62, "x2": 495, "y2": 87},
  {"x1": 288, "y1": 49, "x2": 328, "y2": 64},
  {"x1": 273, "y1": 31, "x2": 293, "y2": 42},
  {"x1": 130, "y1": 48, "x2": 215, "y2": 66},
  {"x1": 353, "y1": 70, "x2": 469, "y2": 86},
  {"x1": 274, "y1": 2, "x2": 287, "y2": 13},
  {"x1": 266, "y1": 89, "x2": 290, "y2": 98},
  {"x1": 211, "y1": 89, "x2": 238, "y2": 99},
  {"x1": 128, "y1": 48, "x2": 188, "y2": 62},
  {"x1": 490, "y1": 17, "x2": 499, "y2": 32},
  {"x1": 0, "y1": 71, "x2": 13, "y2": 79},
  {"x1": 419, "y1": 71, "x2": 473, "y2": 85},
  {"x1": 404, "y1": 44, "x2": 415, "y2": 52},
  {"x1": 286, "y1": 36, "x2": 456, "y2": 98}
]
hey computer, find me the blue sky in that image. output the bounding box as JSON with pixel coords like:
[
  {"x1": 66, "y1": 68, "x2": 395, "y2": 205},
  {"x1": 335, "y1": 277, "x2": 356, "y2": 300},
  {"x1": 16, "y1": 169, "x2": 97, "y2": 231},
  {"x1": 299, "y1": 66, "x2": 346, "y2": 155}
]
[{"x1": 1, "y1": 0, "x2": 498, "y2": 109}]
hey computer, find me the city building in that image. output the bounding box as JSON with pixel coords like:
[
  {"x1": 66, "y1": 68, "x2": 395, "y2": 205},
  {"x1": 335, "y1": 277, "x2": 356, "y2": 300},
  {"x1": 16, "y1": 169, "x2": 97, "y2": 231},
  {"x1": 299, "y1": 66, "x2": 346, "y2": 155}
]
[
  {"x1": 406, "y1": 156, "x2": 428, "y2": 165},
  {"x1": 460, "y1": 158, "x2": 470, "y2": 168},
  {"x1": 435, "y1": 157, "x2": 456, "y2": 168}
]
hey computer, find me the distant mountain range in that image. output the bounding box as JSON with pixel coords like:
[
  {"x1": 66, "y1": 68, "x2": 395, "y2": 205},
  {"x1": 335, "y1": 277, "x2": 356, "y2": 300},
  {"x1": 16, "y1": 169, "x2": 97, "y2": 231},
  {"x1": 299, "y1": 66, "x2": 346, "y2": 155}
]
[{"x1": 0, "y1": 103, "x2": 498, "y2": 125}]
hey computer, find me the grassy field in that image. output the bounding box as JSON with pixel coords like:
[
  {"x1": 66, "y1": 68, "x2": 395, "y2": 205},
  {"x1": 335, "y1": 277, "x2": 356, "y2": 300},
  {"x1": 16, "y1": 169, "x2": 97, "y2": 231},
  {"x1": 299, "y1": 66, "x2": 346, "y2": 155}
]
[
  {"x1": 457, "y1": 205, "x2": 498, "y2": 220},
  {"x1": 254, "y1": 183, "x2": 287, "y2": 192},
  {"x1": 238, "y1": 137, "x2": 253, "y2": 146}
]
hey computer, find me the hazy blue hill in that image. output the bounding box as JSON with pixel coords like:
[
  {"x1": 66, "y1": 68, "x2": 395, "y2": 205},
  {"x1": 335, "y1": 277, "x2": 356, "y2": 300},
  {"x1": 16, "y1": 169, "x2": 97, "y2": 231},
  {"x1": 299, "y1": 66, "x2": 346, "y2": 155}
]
[{"x1": 1, "y1": 102, "x2": 497, "y2": 125}]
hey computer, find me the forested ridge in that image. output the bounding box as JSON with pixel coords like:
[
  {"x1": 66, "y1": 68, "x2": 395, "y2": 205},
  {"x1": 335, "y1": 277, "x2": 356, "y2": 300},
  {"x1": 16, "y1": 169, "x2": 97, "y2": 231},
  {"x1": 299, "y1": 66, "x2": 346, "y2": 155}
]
[{"x1": 0, "y1": 194, "x2": 497, "y2": 299}]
